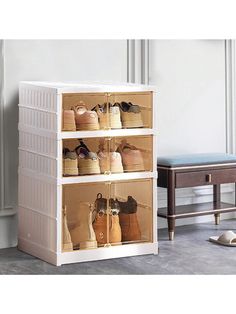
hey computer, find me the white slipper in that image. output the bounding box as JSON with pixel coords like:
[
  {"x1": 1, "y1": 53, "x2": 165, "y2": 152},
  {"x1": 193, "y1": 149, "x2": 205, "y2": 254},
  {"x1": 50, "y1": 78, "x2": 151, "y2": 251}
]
[{"x1": 209, "y1": 230, "x2": 236, "y2": 247}]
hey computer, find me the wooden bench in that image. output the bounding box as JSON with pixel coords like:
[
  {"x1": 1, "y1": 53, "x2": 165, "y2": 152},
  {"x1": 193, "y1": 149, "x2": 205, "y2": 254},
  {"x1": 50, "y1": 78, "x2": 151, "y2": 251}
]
[{"x1": 157, "y1": 153, "x2": 236, "y2": 240}]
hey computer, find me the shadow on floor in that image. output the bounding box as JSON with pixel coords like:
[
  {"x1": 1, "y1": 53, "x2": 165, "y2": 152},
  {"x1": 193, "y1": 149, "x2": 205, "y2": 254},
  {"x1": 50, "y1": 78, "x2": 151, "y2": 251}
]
[{"x1": 0, "y1": 219, "x2": 236, "y2": 274}]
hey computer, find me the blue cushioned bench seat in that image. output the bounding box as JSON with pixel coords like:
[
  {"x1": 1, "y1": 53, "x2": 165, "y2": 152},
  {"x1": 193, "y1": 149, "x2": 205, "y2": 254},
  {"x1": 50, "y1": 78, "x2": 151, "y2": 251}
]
[{"x1": 157, "y1": 153, "x2": 236, "y2": 168}]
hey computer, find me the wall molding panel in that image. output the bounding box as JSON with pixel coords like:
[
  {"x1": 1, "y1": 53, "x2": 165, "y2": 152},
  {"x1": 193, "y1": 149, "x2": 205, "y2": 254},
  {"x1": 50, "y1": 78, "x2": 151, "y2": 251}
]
[
  {"x1": 127, "y1": 39, "x2": 149, "y2": 84},
  {"x1": 0, "y1": 41, "x2": 15, "y2": 218},
  {"x1": 225, "y1": 39, "x2": 236, "y2": 154},
  {"x1": 141, "y1": 40, "x2": 149, "y2": 84},
  {"x1": 0, "y1": 40, "x2": 5, "y2": 211}
]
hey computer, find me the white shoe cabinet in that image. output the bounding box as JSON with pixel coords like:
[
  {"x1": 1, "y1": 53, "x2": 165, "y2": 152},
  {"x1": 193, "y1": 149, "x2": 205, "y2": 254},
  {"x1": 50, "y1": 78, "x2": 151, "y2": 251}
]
[{"x1": 18, "y1": 82, "x2": 158, "y2": 266}]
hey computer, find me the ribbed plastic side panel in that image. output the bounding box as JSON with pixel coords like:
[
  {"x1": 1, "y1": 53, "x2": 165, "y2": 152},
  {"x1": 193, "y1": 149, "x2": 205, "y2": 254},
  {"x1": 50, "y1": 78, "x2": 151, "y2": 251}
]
[
  {"x1": 19, "y1": 174, "x2": 57, "y2": 217},
  {"x1": 18, "y1": 206, "x2": 57, "y2": 252},
  {"x1": 19, "y1": 131, "x2": 57, "y2": 157},
  {"x1": 19, "y1": 150, "x2": 57, "y2": 177},
  {"x1": 19, "y1": 86, "x2": 58, "y2": 112},
  {"x1": 19, "y1": 107, "x2": 57, "y2": 131}
]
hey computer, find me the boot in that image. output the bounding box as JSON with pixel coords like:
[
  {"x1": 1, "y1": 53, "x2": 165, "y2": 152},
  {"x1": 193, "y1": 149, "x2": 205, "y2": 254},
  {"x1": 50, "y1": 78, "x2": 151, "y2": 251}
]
[
  {"x1": 119, "y1": 212, "x2": 141, "y2": 242},
  {"x1": 109, "y1": 214, "x2": 122, "y2": 245},
  {"x1": 92, "y1": 213, "x2": 107, "y2": 246},
  {"x1": 62, "y1": 206, "x2": 73, "y2": 251},
  {"x1": 93, "y1": 214, "x2": 122, "y2": 246},
  {"x1": 69, "y1": 202, "x2": 97, "y2": 250},
  {"x1": 117, "y1": 196, "x2": 141, "y2": 242},
  {"x1": 93, "y1": 193, "x2": 121, "y2": 246}
]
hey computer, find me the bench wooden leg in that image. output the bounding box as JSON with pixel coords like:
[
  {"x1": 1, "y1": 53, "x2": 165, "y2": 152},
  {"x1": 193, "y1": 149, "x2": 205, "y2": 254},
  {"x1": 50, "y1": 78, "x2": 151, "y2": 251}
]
[
  {"x1": 213, "y1": 184, "x2": 220, "y2": 225},
  {"x1": 167, "y1": 170, "x2": 175, "y2": 240},
  {"x1": 167, "y1": 218, "x2": 175, "y2": 240}
]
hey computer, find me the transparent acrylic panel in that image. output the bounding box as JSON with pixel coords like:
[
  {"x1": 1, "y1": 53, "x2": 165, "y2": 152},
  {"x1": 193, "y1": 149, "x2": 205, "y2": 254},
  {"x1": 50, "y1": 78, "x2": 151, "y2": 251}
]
[
  {"x1": 110, "y1": 179, "x2": 153, "y2": 245},
  {"x1": 62, "y1": 179, "x2": 153, "y2": 251},
  {"x1": 62, "y1": 91, "x2": 153, "y2": 131},
  {"x1": 62, "y1": 93, "x2": 108, "y2": 131},
  {"x1": 62, "y1": 135, "x2": 153, "y2": 177},
  {"x1": 110, "y1": 92, "x2": 153, "y2": 129},
  {"x1": 62, "y1": 182, "x2": 110, "y2": 251}
]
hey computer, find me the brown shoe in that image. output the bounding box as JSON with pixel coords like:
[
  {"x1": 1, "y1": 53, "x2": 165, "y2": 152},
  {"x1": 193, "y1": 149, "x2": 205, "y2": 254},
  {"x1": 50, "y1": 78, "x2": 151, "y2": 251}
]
[
  {"x1": 69, "y1": 202, "x2": 97, "y2": 250},
  {"x1": 93, "y1": 193, "x2": 121, "y2": 246},
  {"x1": 92, "y1": 213, "x2": 107, "y2": 246},
  {"x1": 119, "y1": 212, "x2": 141, "y2": 242},
  {"x1": 62, "y1": 206, "x2": 73, "y2": 251},
  {"x1": 73, "y1": 103, "x2": 99, "y2": 131},
  {"x1": 117, "y1": 196, "x2": 141, "y2": 242},
  {"x1": 93, "y1": 213, "x2": 122, "y2": 246},
  {"x1": 109, "y1": 214, "x2": 122, "y2": 245},
  {"x1": 98, "y1": 140, "x2": 124, "y2": 174},
  {"x1": 117, "y1": 140, "x2": 145, "y2": 172},
  {"x1": 63, "y1": 109, "x2": 76, "y2": 131}
]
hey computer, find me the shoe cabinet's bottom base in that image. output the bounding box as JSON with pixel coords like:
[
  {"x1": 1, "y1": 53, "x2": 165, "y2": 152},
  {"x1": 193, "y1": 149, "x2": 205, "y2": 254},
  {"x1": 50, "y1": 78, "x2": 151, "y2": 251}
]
[{"x1": 18, "y1": 237, "x2": 158, "y2": 266}]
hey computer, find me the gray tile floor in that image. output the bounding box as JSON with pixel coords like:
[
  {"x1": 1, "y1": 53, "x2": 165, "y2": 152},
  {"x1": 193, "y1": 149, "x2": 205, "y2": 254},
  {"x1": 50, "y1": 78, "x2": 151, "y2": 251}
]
[{"x1": 1, "y1": 219, "x2": 236, "y2": 274}]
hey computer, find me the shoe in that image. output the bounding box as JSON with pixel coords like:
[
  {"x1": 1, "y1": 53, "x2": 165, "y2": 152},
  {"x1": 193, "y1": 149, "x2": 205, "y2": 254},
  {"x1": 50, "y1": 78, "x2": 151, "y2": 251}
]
[
  {"x1": 117, "y1": 195, "x2": 138, "y2": 214},
  {"x1": 97, "y1": 140, "x2": 124, "y2": 174},
  {"x1": 117, "y1": 196, "x2": 141, "y2": 242},
  {"x1": 119, "y1": 101, "x2": 143, "y2": 128},
  {"x1": 63, "y1": 148, "x2": 79, "y2": 176},
  {"x1": 93, "y1": 193, "x2": 122, "y2": 246},
  {"x1": 69, "y1": 202, "x2": 97, "y2": 250},
  {"x1": 62, "y1": 206, "x2": 73, "y2": 251},
  {"x1": 62, "y1": 109, "x2": 76, "y2": 131},
  {"x1": 92, "y1": 213, "x2": 107, "y2": 246},
  {"x1": 73, "y1": 102, "x2": 99, "y2": 131},
  {"x1": 75, "y1": 140, "x2": 100, "y2": 175},
  {"x1": 92, "y1": 103, "x2": 122, "y2": 129},
  {"x1": 117, "y1": 140, "x2": 145, "y2": 172},
  {"x1": 109, "y1": 214, "x2": 122, "y2": 245}
]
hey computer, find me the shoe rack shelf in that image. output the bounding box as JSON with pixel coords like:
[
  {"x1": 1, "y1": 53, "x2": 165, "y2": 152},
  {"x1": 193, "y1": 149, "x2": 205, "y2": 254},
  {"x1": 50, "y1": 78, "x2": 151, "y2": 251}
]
[
  {"x1": 61, "y1": 128, "x2": 156, "y2": 139},
  {"x1": 18, "y1": 81, "x2": 158, "y2": 266}
]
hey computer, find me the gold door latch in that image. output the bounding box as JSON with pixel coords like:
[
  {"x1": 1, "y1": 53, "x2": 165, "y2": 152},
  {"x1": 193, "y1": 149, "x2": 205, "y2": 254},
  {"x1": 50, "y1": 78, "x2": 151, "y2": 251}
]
[{"x1": 206, "y1": 174, "x2": 212, "y2": 183}]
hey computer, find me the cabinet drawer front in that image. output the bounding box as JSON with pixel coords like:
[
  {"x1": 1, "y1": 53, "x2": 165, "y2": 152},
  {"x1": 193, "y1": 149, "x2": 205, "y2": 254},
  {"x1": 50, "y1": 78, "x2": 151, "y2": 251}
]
[{"x1": 175, "y1": 168, "x2": 236, "y2": 188}]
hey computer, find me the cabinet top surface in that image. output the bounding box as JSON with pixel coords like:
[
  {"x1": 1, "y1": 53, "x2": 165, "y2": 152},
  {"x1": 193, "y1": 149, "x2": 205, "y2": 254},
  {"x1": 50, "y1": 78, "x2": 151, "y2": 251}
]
[{"x1": 19, "y1": 81, "x2": 157, "y2": 93}]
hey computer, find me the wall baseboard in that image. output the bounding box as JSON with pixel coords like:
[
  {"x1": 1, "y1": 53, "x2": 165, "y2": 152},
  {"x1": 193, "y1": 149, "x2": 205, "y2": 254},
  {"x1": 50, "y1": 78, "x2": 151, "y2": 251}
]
[
  {"x1": 0, "y1": 207, "x2": 16, "y2": 217},
  {"x1": 0, "y1": 209, "x2": 17, "y2": 249}
]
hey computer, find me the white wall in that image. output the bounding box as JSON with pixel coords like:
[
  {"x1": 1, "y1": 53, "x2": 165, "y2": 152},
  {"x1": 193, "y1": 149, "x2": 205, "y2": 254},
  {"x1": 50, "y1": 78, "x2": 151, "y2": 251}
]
[
  {"x1": 149, "y1": 40, "x2": 226, "y2": 155},
  {"x1": 1, "y1": 39, "x2": 127, "y2": 248},
  {"x1": 149, "y1": 40, "x2": 235, "y2": 228}
]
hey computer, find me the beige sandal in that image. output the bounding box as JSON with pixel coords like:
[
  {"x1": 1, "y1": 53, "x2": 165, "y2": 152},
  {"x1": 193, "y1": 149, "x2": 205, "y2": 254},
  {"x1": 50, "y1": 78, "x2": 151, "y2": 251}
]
[{"x1": 209, "y1": 230, "x2": 236, "y2": 247}]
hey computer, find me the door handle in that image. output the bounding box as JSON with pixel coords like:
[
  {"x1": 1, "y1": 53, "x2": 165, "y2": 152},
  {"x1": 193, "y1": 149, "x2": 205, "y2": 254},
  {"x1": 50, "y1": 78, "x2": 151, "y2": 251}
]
[{"x1": 206, "y1": 174, "x2": 212, "y2": 183}]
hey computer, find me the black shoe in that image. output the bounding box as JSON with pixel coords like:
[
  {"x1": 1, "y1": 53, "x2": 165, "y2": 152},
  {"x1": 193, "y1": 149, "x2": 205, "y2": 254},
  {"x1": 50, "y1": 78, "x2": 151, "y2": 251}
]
[
  {"x1": 119, "y1": 101, "x2": 141, "y2": 113},
  {"x1": 95, "y1": 193, "x2": 120, "y2": 215},
  {"x1": 116, "y1": 196, "x2": 137, "y2": 214}
]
